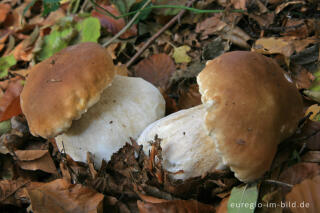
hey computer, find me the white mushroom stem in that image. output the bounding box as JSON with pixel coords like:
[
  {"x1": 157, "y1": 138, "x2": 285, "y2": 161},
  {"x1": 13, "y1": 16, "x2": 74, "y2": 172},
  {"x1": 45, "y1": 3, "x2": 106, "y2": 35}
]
[
  {"x1": 56, "y1": 75, "x2": 165, "y2": 167},
  {"x1": 137, "y1": 104, "x2": 225, "y2": 180}
]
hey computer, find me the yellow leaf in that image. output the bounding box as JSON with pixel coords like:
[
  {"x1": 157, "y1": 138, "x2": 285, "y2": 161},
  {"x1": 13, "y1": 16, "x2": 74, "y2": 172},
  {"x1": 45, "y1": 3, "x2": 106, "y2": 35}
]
[{"x1": 172, "y1": 45, "x2": 191, "y2": 64}]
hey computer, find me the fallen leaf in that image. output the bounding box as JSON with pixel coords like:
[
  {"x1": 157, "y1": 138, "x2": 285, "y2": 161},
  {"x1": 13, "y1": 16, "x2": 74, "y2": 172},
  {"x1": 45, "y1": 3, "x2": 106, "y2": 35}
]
[
  {"x1": 92, "y1": 4, "x2": 137, "y2": 39},
  {"x1": 27, "y1": 179, "x2": 104, "y2": 213},
  {"x1": 297, "y1": 120, "x2": 320, "y2": 150},
  {"x1": 15, "y1": 150, "x2": 58, "y2": 174},
  {"x1": 281, "y1": 19, "x2": 309, "y2": 38},
  {"x1": 0, "y1": 3, "x2": 11, "y2": 24},
  {"x1": 292, "y1": 67, "x2": 314, "y2": 89},
  {"x1": 275, "y1": 1, "x2": 305, "y2": 14},
  {"x1": 75, "y1": 17, "x2": 101, "y2": 43},
  {"x1": 286, "y1": 175, "x2": 320, "y2": 213},
  {"x1": 137, "y1": 199, "x2": 215, "y2": 213},
  {"x1": 253, "y1": 37, "x2": 295, "y2": 58},
  {"x1": 0, "y1": 178, "x2": 30, "y2": 206},
  {"x1": 216, "y1": 196, "x2": 229, "y2": 213},
  {"x1": 0, "y1": 79, "x2": 23, "y2": 122},
  {"x1": 0, "y1": 54, "x2": 17, "y2": 78},
  {"x1": 178, "y1": 84, "x2": 202, "y2": 110},
  {"x1": 279, "y1": 162, "x2": 320, "y2": 185},
  {"x1": 195, "y1": 14, "x2": 250, "y2": 48},
  {"x1": 227, "y1": 183, "x2": 259, "y2": 213},
  {"x1": 134, "y1": 53, "x2": 176, "y2": 89},
  {"x1": 172, "y1": 45, "x2": 192, "y2": 64}
]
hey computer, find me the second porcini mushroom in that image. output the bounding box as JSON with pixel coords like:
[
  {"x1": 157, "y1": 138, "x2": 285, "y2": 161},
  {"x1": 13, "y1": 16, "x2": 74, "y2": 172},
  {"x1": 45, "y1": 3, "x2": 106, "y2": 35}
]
[
  {"x1": 20, "y1": 42, "x2": 165, "y2": 167},
  {"x1": 138, "y1": 51, "x2": 304, "y2": 182}
]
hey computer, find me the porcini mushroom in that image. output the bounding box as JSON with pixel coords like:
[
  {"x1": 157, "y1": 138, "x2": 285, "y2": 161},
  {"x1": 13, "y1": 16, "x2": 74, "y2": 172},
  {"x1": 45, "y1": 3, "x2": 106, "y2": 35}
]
[
  {"x1": 138, "y1": 51, "x2": 303, "y2": 182},
  {"x1": 20, "y1": 42, "x2": 165, "y2": 166}
]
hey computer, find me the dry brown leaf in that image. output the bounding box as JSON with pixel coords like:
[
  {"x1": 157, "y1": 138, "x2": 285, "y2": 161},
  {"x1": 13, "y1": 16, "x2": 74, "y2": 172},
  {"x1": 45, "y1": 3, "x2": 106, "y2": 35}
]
[
  {"x1": 0, "y1": 79, "x2": 23, "y2": 122},
  {"x1": 195, "y1": 14, "x2": 250, "y2": 48},
  {"x1": 292, "y1": 67, "x2": 314, "y2": 89},
  {"x1": 275, "y1": 1, "x2": 306, "y2": 14},
  {"x1": 0, "y1": 3, "x2": 11, "y2": 24},
  {"x1": 137, "y1": 192, "x2": 168, "y2": 203},
  {"x1": 27, "y1": 179, "x2": 104, "y2": 213},
  {"x1": 253, "y1": 37, "x2": 295, "y2": 57},
  {"x1": 137, "y1": 199, "x2": 215, "y2": 213},
  {"x1": 216, "y1": 196, "x2": 229, "y2": 213},
  {"x1": 297, "y1": 120, "x2": 320, "y2": 150},
  {"x1": 15, "y1": 150, "x2": 58, "y2": 174},
  {"x1": 92, "y1": 4, "x2": 137, "y2": 39},
  {"x1": 281, "y1": 19, "x2": 309, "y2": 38},
  {"x1": 0, "y1": 178, "x2": 30, "y2": 206},
  {"x1": 286, "y1": 175, "x2": 320, "y2": 213},
  {"x1": 11, "y1": 38, "x2": 36, "y2": 62},
  {"x1": 178, "y1": 84, "x2": 202, "y2": 110},
  {"x1": 279, "y1": 162, "x2": 320, "y2": 185},
  {"x1": 134, "y1": 54, "x2": 176, "y2": 89}
]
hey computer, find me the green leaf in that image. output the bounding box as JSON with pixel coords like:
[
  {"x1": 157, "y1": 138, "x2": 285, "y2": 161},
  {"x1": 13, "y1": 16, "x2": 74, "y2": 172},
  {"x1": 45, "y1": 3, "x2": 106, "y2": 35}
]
[
  {"x1": 76, "y1": 17, "x2": 101, "y2": 43},
  {"x1": 228, "y1": 183, "x2": 259, "y2": 213},
  {"x1": 37, "y1": 25, "x2": 76, "y2": 61},
  {"x1": 43, "y1": 0, "x2": 60, "y2": 16},
  {"x1": 0, "y1": 120, "x2": 11, "y2": 135},
  {"x1": 0, "y1": 55, "x2": 17, "y2": 78}
]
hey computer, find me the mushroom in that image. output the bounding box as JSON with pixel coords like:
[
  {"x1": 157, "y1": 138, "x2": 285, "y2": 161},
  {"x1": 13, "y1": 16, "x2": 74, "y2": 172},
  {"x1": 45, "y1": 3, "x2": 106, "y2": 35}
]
[
  {"x1": 138, "y1": 51, "x2": 304, "y2": 182},
  {"x1": 20, "y1": 42, "x2": 165, "y2": 166}
]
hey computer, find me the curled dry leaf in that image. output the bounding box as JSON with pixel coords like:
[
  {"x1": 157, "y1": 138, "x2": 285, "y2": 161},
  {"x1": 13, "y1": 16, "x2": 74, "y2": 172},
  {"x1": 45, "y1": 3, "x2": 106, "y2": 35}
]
[
  {"x1": 137, "y1": 199, "x2": 215, "y2": 213},
  {"x1": 14, "y1": 150, "x2": 58, "y2": 174},
  {"x1": 279, "y1": 162, "x2": 320, "y2": 185},
  {"x1": 134, "y1": 54, "x2": 176, "y2": 89},
  {"x1": 286, "y1": 176, "x2": 320, "y2": 213},
  {"x1": 0, "y1": 79, "x2": 23, "y2": 122},
  {"x1": 27, "y1": 179, "x2": 104, "y2": 213},
  {"x1": 92, "y1": 4, "x2": 137, "y2": 39}
]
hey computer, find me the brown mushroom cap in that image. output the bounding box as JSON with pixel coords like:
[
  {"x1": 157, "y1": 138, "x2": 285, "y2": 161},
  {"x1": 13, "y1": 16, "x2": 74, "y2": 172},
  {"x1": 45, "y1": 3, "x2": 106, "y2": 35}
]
[
  {"x1": 20, "y1": 42, "x2": 115, "y2": 138},
  {"x1": 197, "y1": 51, "x2": 303, "y2": 182}
]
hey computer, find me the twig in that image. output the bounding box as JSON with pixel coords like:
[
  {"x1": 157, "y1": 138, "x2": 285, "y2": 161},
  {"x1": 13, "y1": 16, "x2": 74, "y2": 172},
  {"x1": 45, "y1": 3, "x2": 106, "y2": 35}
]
[
  {"x1": 126, "y1": 0, "x2": 197, "y2": 68},
  {"x1": 102, "y1": 0, "x2": 152, "y2": 47}
]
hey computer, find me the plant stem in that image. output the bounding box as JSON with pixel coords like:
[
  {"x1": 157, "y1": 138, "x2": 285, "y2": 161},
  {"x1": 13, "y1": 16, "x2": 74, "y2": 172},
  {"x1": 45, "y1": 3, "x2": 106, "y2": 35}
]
[{"x1": 102, "y1": 0, "x2": 152, "y2": 47}]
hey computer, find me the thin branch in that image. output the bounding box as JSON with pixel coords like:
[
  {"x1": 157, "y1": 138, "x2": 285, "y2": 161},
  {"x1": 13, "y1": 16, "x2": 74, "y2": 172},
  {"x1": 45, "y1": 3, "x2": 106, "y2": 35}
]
[
  {"x1": 102, "y1": 0, "x2": 152, "y2": 47},
  {"x1": 126, "y1": 0, "x2": 197, "y2": 68}
]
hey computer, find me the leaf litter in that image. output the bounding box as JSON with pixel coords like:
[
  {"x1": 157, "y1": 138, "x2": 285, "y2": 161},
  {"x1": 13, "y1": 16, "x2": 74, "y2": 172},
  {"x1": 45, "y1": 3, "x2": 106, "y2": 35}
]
[{"x1": 0, "y1": 0, "x2": 320, "y2": 212}]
